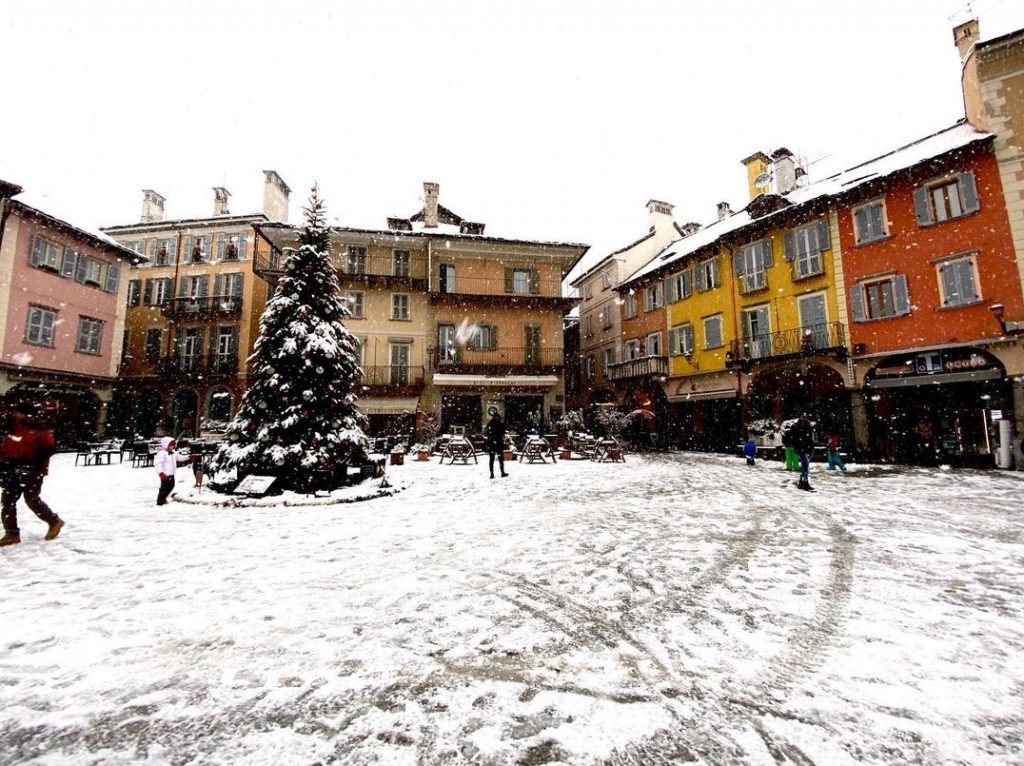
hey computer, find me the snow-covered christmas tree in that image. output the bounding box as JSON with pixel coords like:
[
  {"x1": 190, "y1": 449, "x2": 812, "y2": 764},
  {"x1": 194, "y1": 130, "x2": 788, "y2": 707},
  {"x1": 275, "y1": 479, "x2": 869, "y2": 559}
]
[{"x1": 208, "y1": 186, "x2": 369, "y2": 493}]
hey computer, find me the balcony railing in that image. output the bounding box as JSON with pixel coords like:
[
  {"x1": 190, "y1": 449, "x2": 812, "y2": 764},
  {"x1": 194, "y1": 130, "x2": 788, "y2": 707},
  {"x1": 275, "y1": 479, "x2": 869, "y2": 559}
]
[
  {"x1": 156, "y1": 355, "x2": 240, "y2": 376},
  {"x1": 728, "y1": 322, "x2": 846, "y2": 365},
  {"x1": 162, "y1": 295, "x2": 243, "y2": 318},
  {"x1": 431, "y1": 346, "x2": 563, "y2": 370},
  {"x1": 331, "y1": 253, "x2": 428, "y2": 281},
  {"x1": 606, "y1": 355, "x2": 668, "y2": 382},
  {"x1": 430, "y1": 275, "x2": 577, "y2": 301},
  {"x1": 738, "y1": 271, "x2": 768, "y2": 295},
  {"x1": 358, "y1": 365, "x2": 426, "y2": 390}
]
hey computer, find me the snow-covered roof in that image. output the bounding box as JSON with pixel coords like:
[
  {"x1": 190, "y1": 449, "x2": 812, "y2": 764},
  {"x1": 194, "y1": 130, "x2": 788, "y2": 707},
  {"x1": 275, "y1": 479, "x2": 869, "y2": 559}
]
[
  {"x1": 102, "y1": 212, "x2": 270, "y2": 235},
  {"x1": 626, "y1": 121, "x2": 993, "y2": 286}
]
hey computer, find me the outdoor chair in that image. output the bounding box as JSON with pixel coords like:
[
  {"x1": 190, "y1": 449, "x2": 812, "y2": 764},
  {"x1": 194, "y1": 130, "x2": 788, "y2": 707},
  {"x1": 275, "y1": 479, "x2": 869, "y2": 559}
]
[{"x1": 74, "y1": 443, "x2": 93, "y2": 466}]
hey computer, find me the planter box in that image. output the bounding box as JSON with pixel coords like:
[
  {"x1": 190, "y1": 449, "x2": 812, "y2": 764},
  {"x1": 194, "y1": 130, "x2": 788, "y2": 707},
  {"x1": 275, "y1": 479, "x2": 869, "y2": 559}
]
[
  {"x1": 560, "y1": 450, "x2": 572, "y2": 460},
  {"x1": 416, "y1": 451, "x2": 431, "y2": 461},
  {"x1": 390, "y1": 452, "x2": 405, "y2": 466},
  {"x1": 503, "y1": 450, "x2": 516, "y2": 461}
]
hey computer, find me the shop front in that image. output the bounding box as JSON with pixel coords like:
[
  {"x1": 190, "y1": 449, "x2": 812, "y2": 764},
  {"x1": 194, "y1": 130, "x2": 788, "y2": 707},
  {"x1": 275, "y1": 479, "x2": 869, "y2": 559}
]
[
  {"x1": 665, "y1": 371, "x2": 742, "y2": 452},
  {"x1": 745, "y1": 362, "x2": 854, "y2": 450},
  {"x1": 863, "y1": 347, "x2": 1010, "y2": 466}
]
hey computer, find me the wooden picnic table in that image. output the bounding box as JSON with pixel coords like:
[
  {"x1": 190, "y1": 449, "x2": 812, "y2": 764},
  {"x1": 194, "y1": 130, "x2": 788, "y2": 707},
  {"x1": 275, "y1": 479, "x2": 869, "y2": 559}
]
[
  {"x1": 520, "y1": 436, "x2": 556, "y2": 464},
  {"x1": 595, "y1": 438, "x2": 625, "y2": 462},
  {"x1": 440, "y1": 436, "x2": 478, "y2": 464}
]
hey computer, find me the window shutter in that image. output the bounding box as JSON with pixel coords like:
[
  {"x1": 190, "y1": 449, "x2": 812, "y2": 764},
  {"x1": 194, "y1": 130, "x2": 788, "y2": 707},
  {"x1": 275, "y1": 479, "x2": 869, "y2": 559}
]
[
  {"x1": 913, "y1": 187, "x2": 934, "y2": 226},
  {"x1": 490, "y1": 325, "x2": 498, "y2": 350},
  {"x1": 178, "y1": 277, "x2": 188, "y2": 297},
  {"x1": 168, "y1": 236, "x2": 179, "y2": 262},
  {"x1": 695, "y1": 262, "x2": 707, "y2": 292},
  {"x1": 75, "y1": 253, "x2": 88, "y2": 283},
  {"x1": 216, "y1": 233, "x2": 226, "y2": 260},
  {"x1": 213, "y1": 274, "x2": 224, "y2": 296},
  {"x1": 149, "y1": 240, "x2": 158, "y2": 260},
  {"x1": 232, "y1": 273, "x2": 243, "y2": 296},
  {"x1": 684, "y1": 325, "x2": 694, "y2": 354},
  {"x1": 761, "y1": 239, "x2": 774, "y2": 268},
  {"x1": 668, "y1": 328, "x2": 678, "y2": 354},
  {"x1": 893, "y1": 275, "x2": 910, "y2": 315},
  {"x1": 816, "y1": 218, "x2": 830, "y2": 251},
  {"x1": 960, "y1": 171, "x2": 980, "y2": 214},
  {"x1": 30, "y1": 236, "x2": 44, "y2": 266},
  {"x1": 733, "y1": 249, "x2": 745, "y2": 276},
  {"x1": 783, "y1": 231, "x2": 796, "y2": 262},
  {"x1": 182, "y1": 236, "x2": 193, "y2": 261},
  {"x1": 666, "y1": 275, "x2": 678, "y2": 302},
  {"x1": 504, "y1": 268, "x2": 513, "y2": 293},
  {"x1": 850, "y1": 284, "x2": 866, "y2": 322},
  {"x1": 236, "y1": 233, "x2": 247, "y2": 260},
  {"x1": 60, "y1": 247, "x2": 78, "y2": 277},
  {"x1": 529, "y1": 269, "x2": 540, "y2": 294},
  {"x1": 144, "y1": 279, "x2": 154, "y2": 305},
  {"x1": 958, "y1": 260, "x2": 978, "y2": 301},
  {"x1": 105, "y1": 264, "x2": 120, "y2": 292},
  {"x1": 940, "y1": 264, "x2": 958, "y2": 306},
  {"x1": 173, "y1": 327, "x2": 184, "y2": 356},
  {"x1": 208, "y1": 326, "x2": 218, "y2": 358},
  {"x1": 853, "y1": 208, "x2": 867, "y2": 243}
]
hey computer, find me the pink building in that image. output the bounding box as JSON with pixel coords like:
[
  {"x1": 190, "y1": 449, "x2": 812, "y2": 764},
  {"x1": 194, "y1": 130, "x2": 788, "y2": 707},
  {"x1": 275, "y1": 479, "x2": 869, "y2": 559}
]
[{"x1": 0, "y1": 178, "x2": 143, "y2": 445}]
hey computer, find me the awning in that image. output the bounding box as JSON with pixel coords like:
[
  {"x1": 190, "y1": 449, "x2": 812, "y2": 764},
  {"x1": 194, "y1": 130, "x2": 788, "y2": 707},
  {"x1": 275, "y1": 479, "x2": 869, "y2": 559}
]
[
  {"x1": 865, "y1": 368, "x2": 1003, "y2": 388},
  {"x1": 356, "y1": 396, "x2": 420, "y2": 415},
  {"x1": 667, "y1": 388, "x2": 737, "y2": 402},
  {"x1": 432, "y1": 374, "x2": 559, "y2": 388}
]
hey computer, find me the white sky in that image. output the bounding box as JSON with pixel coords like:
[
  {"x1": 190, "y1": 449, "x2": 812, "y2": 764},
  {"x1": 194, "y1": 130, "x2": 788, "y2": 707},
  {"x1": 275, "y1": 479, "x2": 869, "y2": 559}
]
[{"x1": 2, "y1": 0, "x2": 1022, "y2": 280}]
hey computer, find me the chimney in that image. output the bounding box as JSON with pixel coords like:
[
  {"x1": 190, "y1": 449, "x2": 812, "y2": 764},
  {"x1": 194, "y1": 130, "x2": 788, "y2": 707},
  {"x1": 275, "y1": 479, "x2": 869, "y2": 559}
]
[
  {"x1": 771, "y1": 148, "x2": 797, "y2": 195},
  {"x1": 954, "y1": 19, "x2": 987, "y2": 129},
  {"x1": 262, "y1": 170, "x2": 291, "y2": 222},
  {"x1": 423, "y1": 181, "x2": 439, "y2": 228},
  {"x1": 646, "y1": 199, "x2": 676, "y2": 236},
  {"x1": 213, "y1": 187, "x2": 231, "y2": 216},
  {"x1": 141, "y1": 189, "x2": 166, "y2": 223},
  {"x1": 716, "y1": 201, "x2": 732, "y2": 221},
  {"x1": 679, "y1": 222, "x2": 701, "y2": 237},
  {"x1": 741, "y1": 151, "x2": 771, "y2": 200}
]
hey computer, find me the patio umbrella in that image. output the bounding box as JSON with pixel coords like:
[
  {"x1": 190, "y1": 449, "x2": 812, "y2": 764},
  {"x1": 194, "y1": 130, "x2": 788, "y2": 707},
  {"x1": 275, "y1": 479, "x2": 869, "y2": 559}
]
[{"x1": 628, "y1": 408, "x2": 655, "y2": 422}]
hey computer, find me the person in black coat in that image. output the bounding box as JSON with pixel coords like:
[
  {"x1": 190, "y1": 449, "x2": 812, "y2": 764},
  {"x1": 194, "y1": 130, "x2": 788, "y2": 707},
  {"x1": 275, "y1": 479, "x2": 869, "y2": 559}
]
[
  {"x1": 484, "y1": 412, "x2": 509, "y2": 479},
  {"x1": 789, "y1": 412, "x2": 815, "y2": 490}
]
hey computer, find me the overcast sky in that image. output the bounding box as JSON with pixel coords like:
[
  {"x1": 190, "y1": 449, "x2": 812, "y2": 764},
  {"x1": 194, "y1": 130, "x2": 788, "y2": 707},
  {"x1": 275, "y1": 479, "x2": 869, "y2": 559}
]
[{"x1": 2, "y1": 0, "x2": 1022, "y2": 280}]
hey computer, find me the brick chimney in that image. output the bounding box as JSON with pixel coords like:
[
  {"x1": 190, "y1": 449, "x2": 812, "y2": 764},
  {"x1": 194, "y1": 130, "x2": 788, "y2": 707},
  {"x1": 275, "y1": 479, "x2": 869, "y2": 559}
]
[
  {"x1": 716, "y1": 201, "x2": 732, "y2": 221},
  {"x1": 423, "y1": 182, "x2": 439, "y2": 228},
  {"x1": 954, "y1": 19, "x2": 986, "y2": 130},
  {"x1": 213, "y1": 187, "x2": 231, "y2": 216},
  {"x1": 741, "y1": 151, "x2": 771, "y2": 201},
  {"x1": 262, "y1": 170, "x2": 291, "y2": 222},
  {"x1": 771, "y1": 148, "x2": 797, "y2": 195},
  {"x1": 646, "y1": 199, "x2": 676, "y2": 236},
  {"x1": 141, "y1": 190, "x2": 166, "y2": 223}
]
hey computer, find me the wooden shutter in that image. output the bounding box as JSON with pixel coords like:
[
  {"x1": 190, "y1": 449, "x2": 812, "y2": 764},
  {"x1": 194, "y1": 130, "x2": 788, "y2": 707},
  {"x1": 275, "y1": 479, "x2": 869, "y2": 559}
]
[
  {"x1": 198, "y1": 275, "x2": 210, "y2": 297},
  {"x1": 760, "y1": 239, "x2": 774, "y2": 268},
  {"x1": 668, "y1": 327, "x2": 678, "y2": 354},
  {"x1": 850, "y1": 284, "x2": 866, "y2": 322},
  {"x1": 182, "y1": 235, "x2": 193, "y2": 261},
  {"x1": 231, "y1": 273, "x2": 243, "y2": 296},
  {"x1": 958, "y1": 260, "x2": 977, "y2": 301},
  {"x1": 75, "y1": 253, "x2": 88, "y2": 283},
  {"x1": 144, "y1": 279, "x2": 154, "y2": 305},
  {"x1": 215, "y1": 233, "x2": 226, "y2": 260},
  {"x1": 213, "y1": 274, "x2": 224, "y2": 297},
  {"x1": 105, "y1": 264, "x2": 120, "y2": 292},
  {"x1": 489, "y1": 325, "x2": 498, "y2": 350},
  {"x1": 178, "y1": 277, "x2": 188, "y2": 297},
  {"x1": 893, "y1": 275, "x2": 910, "y2": 315},
  {"x1": 853, "y1": 207, "x2": 867, "y2": 243},
  {"x1": 60, "y1": 247, "x2": 78, "y2": 277},
  {"x1": 504, "y1": 268, "x2": 514, "y2": 293},
  {"x1": 149, "y1": 240, "x2": 158, "y2": 259},
  {"x1": 236, "y1": 233, "x2": 247, "y2": 260},
  {"x1": 783, "y1": 231, "x2": 796, "y2": 262},
  {"x1": 940, "y1": 263, "x2": 958, "y2": 305},
  {"x1": 695, "y1": 261, "x2": 707, "y2": 292},
  {"x1": 960, "y1": 171, "x2": 980, "y2": 214},
  {"x1": 683, "y1": 325, "x2": 694, "y2": 355},
  {"x1": 913, "y1": 187, "x2": 934, "y2": 226},
  {"x1": 529, "y1": 269, "x2": 540, "y2": 294},
  {"x1": 816, "y1": 218, "x2": 830, "y2": 251},
  {"x1": 208, "y1": 326, "x2": 218, "y2": 358},
  {"x1": 666, "y1": 275, "x2": 678, "y2": 302},
  {"x1": 732, "y1": 249, "x2": 745, "y2": 276}
]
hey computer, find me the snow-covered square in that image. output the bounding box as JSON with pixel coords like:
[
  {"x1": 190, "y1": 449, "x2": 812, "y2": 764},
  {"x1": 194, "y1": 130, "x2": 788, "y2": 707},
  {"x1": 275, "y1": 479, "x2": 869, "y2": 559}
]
[{"x1": 2, "y1": 452, "x2": 1021, "y2": 765}]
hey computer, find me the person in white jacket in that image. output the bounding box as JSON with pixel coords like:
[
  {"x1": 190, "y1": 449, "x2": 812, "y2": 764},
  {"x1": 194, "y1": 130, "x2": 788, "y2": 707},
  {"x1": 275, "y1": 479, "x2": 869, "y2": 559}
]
[{"x1": 154, "y1": 437, "x2": 185, "y2": 506}]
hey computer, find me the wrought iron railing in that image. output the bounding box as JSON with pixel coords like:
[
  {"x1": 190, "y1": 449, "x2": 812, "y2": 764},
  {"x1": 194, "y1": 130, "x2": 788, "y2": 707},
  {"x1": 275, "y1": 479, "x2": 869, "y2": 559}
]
[
  {"x1": 331, "y1": 253, "x2": 429, "y2": 280},
  {"x1": 430, "y1": 274, "x2": 577, "y2": 300},
  {"x1": 156, "y1": 355, "x2": 240, "y2": 376},
  {"x1": 729, "y1": 321, "x2": 846, "y2": 363},
  {"x1": 358, "y1": 365, "x2": 426, "y2": 388},
  {"x1": 606, "y1": 355, "x2": 669, "y2": 381},
  {"x1": 430, "y1": 346, "x2": 563, "y2": 368},
  {"x1": 162, "y1": 295, "x2": 243, "y2": 317}
]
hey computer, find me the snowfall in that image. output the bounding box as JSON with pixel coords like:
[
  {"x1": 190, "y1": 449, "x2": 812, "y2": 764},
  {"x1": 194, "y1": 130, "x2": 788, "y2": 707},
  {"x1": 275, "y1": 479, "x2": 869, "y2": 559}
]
[{"x1": 1, "y1": 450, "x2": 1022, "y2": 766}]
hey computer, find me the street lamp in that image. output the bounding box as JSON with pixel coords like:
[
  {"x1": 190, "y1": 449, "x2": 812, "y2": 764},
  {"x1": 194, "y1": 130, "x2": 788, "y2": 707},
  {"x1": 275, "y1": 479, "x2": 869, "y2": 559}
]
[{"x1": 990, "y1": 302, "x2": 1006, "y2": 334}]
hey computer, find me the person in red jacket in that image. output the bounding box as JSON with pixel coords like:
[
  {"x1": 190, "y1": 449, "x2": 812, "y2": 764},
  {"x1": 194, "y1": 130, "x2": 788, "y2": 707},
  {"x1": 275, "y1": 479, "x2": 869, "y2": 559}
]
[{"x1": 0, "y1": 401, "x2": 63, "y2": 546}]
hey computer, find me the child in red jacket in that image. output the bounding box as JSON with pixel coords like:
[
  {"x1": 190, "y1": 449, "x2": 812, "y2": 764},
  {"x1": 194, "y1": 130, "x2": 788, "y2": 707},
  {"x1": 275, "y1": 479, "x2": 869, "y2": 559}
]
[{"x1": 0, "y1": 402, "x2": 63, "y2": 546}]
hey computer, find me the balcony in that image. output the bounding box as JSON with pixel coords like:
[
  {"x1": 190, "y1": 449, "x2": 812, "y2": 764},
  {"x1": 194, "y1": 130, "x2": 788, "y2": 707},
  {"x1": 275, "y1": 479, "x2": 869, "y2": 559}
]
[
  {"x1": 162, "y1": 295, "x2": 242, "y2": 319},
  {"x1": 738, "y1": 271, "x2": 768, "y2": 295},
  {"x1": 430, "y1": 346, "x2": 563, "y2": 374},
  {"x1": 252, "y1": 250, "x2": 429, "y2": 289},
  {"x1": 430, "y1": 275, "x2": 578, "y2": 307},
  {"x1": 727, "y1": 322, "x2": 847, "y2": 367},
  {"x1": 156, "y1": 355, "x2": 240, "y2": 377},
  {"x1": 606, "y1": 355, "x2": 668, "y2": 382},
  {"x1": 357, "y1": 365, "x2": 426, "y2": 396}
]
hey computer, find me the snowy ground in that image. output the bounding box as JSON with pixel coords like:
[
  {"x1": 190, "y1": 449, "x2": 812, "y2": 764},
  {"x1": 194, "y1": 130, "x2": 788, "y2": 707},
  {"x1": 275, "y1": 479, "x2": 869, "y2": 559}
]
[{"x1": 1, "y1": 451, "x2": 1022, "y2": 766}]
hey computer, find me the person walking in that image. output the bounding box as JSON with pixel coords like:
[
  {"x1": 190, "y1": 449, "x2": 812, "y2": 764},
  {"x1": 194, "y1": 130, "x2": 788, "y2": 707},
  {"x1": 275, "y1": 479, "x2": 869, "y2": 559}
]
[
  {"x1": 790, "y1": 412, "x2": 815, "y2": 491},
  {"x1": 484, "y1": 410, "x2": 509, "y2": 479},
  {"x1": 782, "y1": 424, "x2": 800, "y2": 471},
  {"x1": 743, "y1": 437, "x2": 757, "y2": 466},
  {"x1": 154, "y1": 436, "x2": 184, "y2": 505},
  {"x1": 827, "y1": 433, "x2": 847, "y2": 472},
  {"x1": 0, "y1": 401, "x2": 63, "y2": 546}
]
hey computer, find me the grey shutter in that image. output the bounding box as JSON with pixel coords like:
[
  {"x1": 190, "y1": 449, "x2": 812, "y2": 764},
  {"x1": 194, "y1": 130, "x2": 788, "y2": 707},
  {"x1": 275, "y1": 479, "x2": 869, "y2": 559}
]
[
  {"x1": 60, "y1": 247, "x2": 78, "y2": 277},
  {"x1": 816, "y1": 218, "x2": 830, "y2": 251},
  {"x1": 733, "y1": 249, "x2": 745, "y2": 276},
  {"x1": 75, "y1": 253, "x2": 88, "y2": 283},
  {"x1": 31, "y1": 236, "x2": 45, "y2": 266},
  {"x1": 668, "y1": 327, "x2": 678, "y2": 354},
  {"x1": 666, "y1": 275, "x2": 678, "y2": 302},
  {"x1": 960, "y1": 171, "x2": 980, "y2": 214},
  {"x1": 149, "y1": 240, "x2": 158, "y2": 260},
  {"x1": 105, "y1": 263, "x2": 120, "y2": 292},
  {"x1": 529, "y1": 269, "x2": 540, "y2": 294},
  {"x1": 684, "y1": 325, "x2": 694, "y2": 354},
  {"x1": 959, "y1": 260, "x2": 978, "y2": 301},
  {"x1": 783, "y1": 231, "x2": 796, "y2": 262},
  {"x1": 913, "y1": 187, "x2": 934, "y2": 226},
  {"x1": 853, "y1": 207, "x2": 867, "y2": 243},
  {"x1": 893, "y1": 275, "x2": 910, "y2": 315},
  {"x1": 178, "y1": 277, "x2": 188, "y2": 297},
  {"x1": 215, "y1": 233, "x2": 225, "y2": 260},
  {"x1": 144, "y1": 279, "x2": 154, "y2": 305},
  {"x1": 208, "y1": 326, "x2": 218, "y2": 358},
  {"x1": 850, "y1": 284, "x2": 866, "y2": 322},
  {"x1": 504, "y1": 268, "x2": 513, "y2": 293},
  {"x1": 695, "y1": 262, "x2": 707, "y2": 292},
  {"x1": 940, "y1": 264, "x2": 958, "y2": 306},
  {"x1": 182, "y1": 236, "x2": 193, "y2": 261},
  {"x1": 761, "y1": 239, "x2": 774, "y2": 268},
  {"x1": 198, "y1": 275, "x2": 210, "y2": 297},
  {"x1": 236, "y1": 233, "x2": 247, "y2": 260},
  {"x1": 213, "y1": 274, "x2": 224, "y2": 297},
  {"x1": 232, "y1": 274, "x2": 243, "y2": 296}
]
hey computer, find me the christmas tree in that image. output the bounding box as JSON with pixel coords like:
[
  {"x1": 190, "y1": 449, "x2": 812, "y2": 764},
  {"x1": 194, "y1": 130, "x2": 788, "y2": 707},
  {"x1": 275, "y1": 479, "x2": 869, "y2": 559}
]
[{"x1": 209, "y1": 186, "x2": 368, "y2": 493}]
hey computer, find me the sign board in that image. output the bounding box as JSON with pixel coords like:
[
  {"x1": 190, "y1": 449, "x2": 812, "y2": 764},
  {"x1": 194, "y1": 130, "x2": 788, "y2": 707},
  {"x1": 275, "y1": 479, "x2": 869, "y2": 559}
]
[{"x1": 234, "y1": 475, "x2": 276, "y2": 496}]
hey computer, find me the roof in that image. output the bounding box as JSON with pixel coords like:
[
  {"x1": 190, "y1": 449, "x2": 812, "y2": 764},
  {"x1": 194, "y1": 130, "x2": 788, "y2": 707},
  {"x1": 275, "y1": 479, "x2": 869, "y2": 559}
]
[
  {"x1": 102, "y1": 212, "x2": 270, "y2": 235},
  {"x1": 6, "y1": 193, "x2": 143, "y2": 263},
  {"x1": 626, "y1": 120, "x2": 992, "y2": 286},
  {"x1": 0, "y1": 178, "x2": 24, "y2": 198}
]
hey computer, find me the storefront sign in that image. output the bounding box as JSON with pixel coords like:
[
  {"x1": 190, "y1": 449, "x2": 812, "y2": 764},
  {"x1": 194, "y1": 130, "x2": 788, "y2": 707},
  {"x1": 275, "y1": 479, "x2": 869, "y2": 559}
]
[{"x1": 867, "y1": 347, "x2": 1003, "y2": 388}]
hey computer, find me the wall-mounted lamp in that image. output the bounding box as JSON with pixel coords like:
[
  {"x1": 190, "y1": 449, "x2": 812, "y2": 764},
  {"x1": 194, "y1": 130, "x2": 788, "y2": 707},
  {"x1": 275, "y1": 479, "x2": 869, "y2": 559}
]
[
  {"x1": 990, "y1": 302, "x2": 1006, "y2": 334},
  {"x1": 853, "y1": 343, "x2": 867, "y2": 355}
]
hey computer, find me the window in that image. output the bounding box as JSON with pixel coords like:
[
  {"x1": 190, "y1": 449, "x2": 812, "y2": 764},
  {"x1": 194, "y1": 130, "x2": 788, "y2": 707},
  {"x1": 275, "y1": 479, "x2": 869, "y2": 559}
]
[
  {"x1": 391, "y1": 293, "x2": 410, "y2": 320},
  {"x1": 734, "y1": 239, "x2": 772, "y2": 293},
  {"x1": 393, "y1": 250, "x2": 410, "y2": 277},
  {"x1": 506, "y1": 267, "x2": 539, "y2": 294},
  {"x1": 346, "y1": 246, "x2": 367, "y2": 274},
  {"x1": 155, "y1": 238, "x2": 177, "y2": 266},
  {"x1": 144, "y1": 328, "x2": 162, "y2": 361},
  {"x1": 603, "y1": 348, "x2": 615, "y2": 374},
  {"x1": 914, "y1": 172, "x2": 979, "y2": 226},
  {"x1": 624, "y1": 339, "x2": 640, "y2": 360},
  {"x1": 584, "y1": 282, "x2": 593, "y2": 300},
  {"x1": 389, "y1": 343, "x2": 411, "y2": 385},
  {"x1": 216, "y1": 233, "x2": 245, "y2": 261},
  {"x1": 214, "y1": 326, "x2": 238, "y2": 369},
  {"x1": 184, "y1": 235, "x2": 210, "y2": 263},
  {"x1": 784, "y1": 219, "x2": 829, "y2": 279},
  {"x1": 601, "y1": 270, "x2": 612, "y2": 289},
  {"x1": 214, "y1": 273, "x2": 244, "y2": 308},
  {"x1": 353, "y1": 336, "x2": 366, "y2": 366},
  {"x1": 129, "y1": 241, "x2": 147, "y2": 256},
  {"x1": 26, "y1": 306, "x2": 56, "y2": 346},
  {"x1": 585, "y1": 356, "x2": 595, "y2": 379},
  {"x1": 669, "y1": 324, "x2": 695, "y2": 356},
  {"x1": 82, "y1": 257, "x2": 103, "y2": 286},
  {"x1": 643, "y1": 281, "x2": 663, "y2": 311},
  {"x1": 76, "y1": 317, "x2": 104, "y2": 355},
  {"x1": 60, "y1": 247, "x2": 79, "y2": 277},
  {"x1": 600, "y1": 308, "x2": 613, "y2": 330},
  {"x1": 850, "y1": 274, "x2": 910, "y2": 321},
  {"x1": 144, "y1": 277, "x2": 173, "y2": 306},
  {"x1": 524, "y1": 325, "x2": 541, "y2": 365},
  {"x1": 646, "y1": 332, "x2": 662, "y2": 356},
  {"x1": 104, "y1": 264, "x2": 120, "y2": 292},
  {"x1": 667, "y1": 269, "x2": 692, "y2": 302},
  {"x1": 703, "y1": 315, "x2": 723, "y2": 349},
  {"x1": 623, "y1": 293, "x2": 637, "y2": 318},
  {"x1": 694, "y1": 257, "x2": 720, "y2": 292},
  {"x1": 181, "y1": 274, "x2": 209, "y2": 303},
  {"x1": 438, "y1": 324, "x2": 458, "y2": 362},
  {"x1": 30, "y1": 236, "x2": 62, "y2": 270},
  {"x1": 937, "y1": 255, "x2": 980, "y2": 308},
  {"x1": 127, "y1": 279, "x2": 141, "y2": 307},
  {"x1": 853, "y1": 199, "x2": 888, "y2": 244},
  {"x1": 438, "y1": 263, "x2": 456, "y2": 293},
  {"x1": 584, "y1": 315, "x2": 593, "y2": 337},
  {"x1": 346, "y1": 291, "x2": 365, "y2": 318},
  {"x1": 468, "y1": 324, "x2": 497, "y2": 350}
]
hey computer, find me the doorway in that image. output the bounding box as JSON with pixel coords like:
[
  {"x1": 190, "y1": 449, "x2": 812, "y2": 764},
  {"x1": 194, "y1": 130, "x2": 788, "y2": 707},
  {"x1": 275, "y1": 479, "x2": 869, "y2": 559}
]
[{"x1": 440, "y1": 393, "x2": 482, "y2": 435}]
